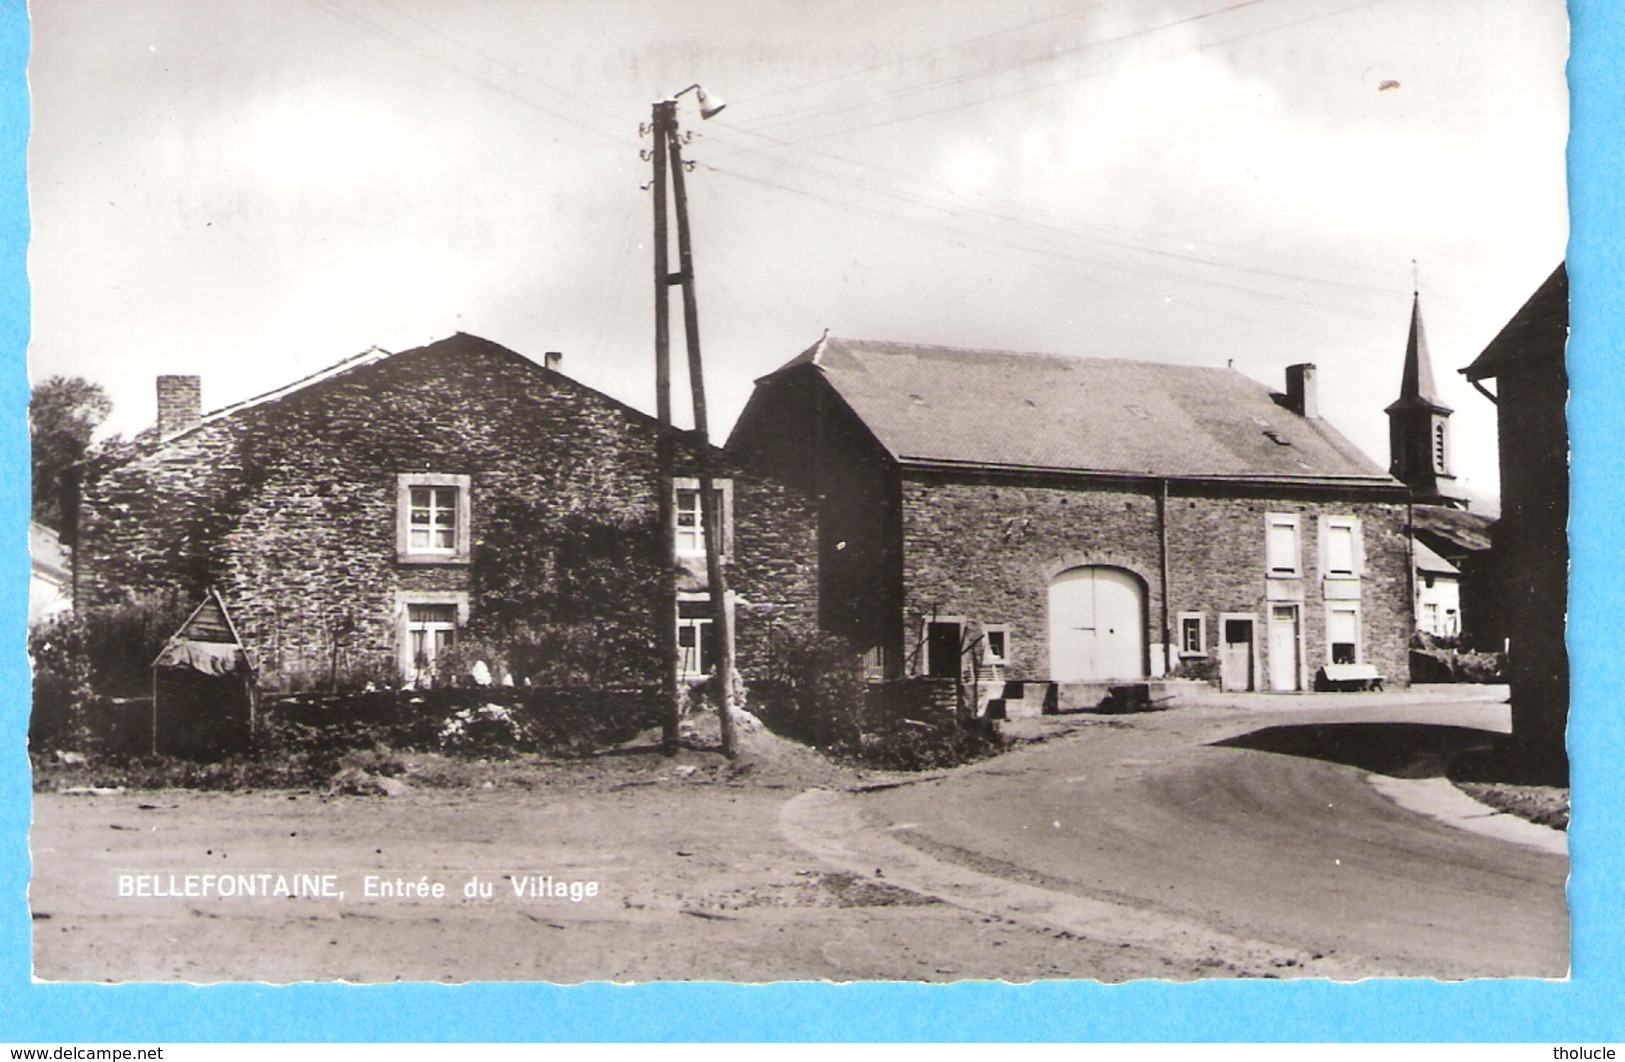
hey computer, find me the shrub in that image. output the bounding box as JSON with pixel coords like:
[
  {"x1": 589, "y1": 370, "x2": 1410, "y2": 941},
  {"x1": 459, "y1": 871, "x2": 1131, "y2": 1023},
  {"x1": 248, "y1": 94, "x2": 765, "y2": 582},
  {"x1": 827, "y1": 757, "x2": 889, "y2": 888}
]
[
  {"x1": 749, "y1": 623, "x2": 1002, "y2": 770},
  {"x1": 1409, "y1": 644, "x2": 1505, "y2": 683}
]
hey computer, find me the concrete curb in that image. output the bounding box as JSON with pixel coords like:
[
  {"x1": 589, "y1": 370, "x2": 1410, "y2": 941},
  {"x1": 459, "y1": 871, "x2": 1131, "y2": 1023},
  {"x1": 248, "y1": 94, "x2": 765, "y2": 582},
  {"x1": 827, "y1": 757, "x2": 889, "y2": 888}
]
[{"x1": 1367, "y1": 774, "x2": 1567, "y2": 857}]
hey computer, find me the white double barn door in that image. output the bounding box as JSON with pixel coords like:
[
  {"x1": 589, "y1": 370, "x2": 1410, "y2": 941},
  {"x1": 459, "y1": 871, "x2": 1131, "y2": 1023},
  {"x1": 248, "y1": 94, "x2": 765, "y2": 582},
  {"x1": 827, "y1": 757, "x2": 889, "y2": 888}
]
[{"x1": 1047, "y1": 565, "x2": 1146, "y2": 682}]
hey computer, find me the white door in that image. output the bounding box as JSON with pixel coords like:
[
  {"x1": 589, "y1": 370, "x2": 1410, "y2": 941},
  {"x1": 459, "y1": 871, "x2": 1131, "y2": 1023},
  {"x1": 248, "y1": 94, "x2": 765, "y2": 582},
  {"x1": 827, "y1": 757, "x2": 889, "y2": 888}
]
[
  {"x1": 1268, "y1": 604, "x2": 1300, "y2": 692},
  {"x1": 1048, "y1": 566, "x2": 1145, "y2": 681}
]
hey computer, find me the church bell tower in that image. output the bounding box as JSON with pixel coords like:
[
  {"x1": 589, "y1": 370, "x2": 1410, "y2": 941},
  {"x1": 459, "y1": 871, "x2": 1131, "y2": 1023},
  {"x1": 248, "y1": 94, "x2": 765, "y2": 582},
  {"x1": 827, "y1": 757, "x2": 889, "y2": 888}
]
[{"x1": 1386, "y1": 287, "x2": 1465, "y2": 507}]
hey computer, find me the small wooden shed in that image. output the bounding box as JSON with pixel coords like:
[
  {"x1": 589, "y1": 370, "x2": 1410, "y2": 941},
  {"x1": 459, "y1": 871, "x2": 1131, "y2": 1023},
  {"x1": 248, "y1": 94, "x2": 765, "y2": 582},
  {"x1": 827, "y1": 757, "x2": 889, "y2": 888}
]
[{"x1": 151, "y1": 589, "x2": 258, "y2": 758}]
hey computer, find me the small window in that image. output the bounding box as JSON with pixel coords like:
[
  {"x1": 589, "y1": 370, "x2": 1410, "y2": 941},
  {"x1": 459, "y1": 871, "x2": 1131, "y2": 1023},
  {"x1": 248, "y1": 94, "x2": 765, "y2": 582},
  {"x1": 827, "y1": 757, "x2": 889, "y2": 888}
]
[
  {"x1": 1327, "y1": 606, "x2": 1360, "y2": 664},
  {"x1": 982, "y1": 625, "x2": 1009, "y2": 667},
  {"x1": 398, "y1": 592, "x2": 468, "y2": 686},
  {"x1": 410, "y1": 487, "x2": 458, "y2": 553},
  {"x1": 408, "y1": 604, "x2": 457, "y2": 674},
  {"x1": 397, "y1": 473, "x2": 471, "y2": 564},
  {"x1": 1178, "y1": 612, "x2": 1206, "y2": 656},
  {"x1": 1324, "y1": 516, "x2": 1359, "y2": 577},
  {"x1": 677, "y1": 597, "x2": 716, "y2": 680},
  {"x1": 1266, "y1": 513, "x2": 1301, "y2": 577},
  {"x1": 673, "y1": 477, "x2": 733, "y2": 559}
]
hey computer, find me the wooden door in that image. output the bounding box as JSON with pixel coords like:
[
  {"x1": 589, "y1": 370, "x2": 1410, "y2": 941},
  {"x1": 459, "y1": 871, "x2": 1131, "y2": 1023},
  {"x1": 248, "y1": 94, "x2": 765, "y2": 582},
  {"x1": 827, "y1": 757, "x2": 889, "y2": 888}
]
[
  {"x1": 1268, "y1": 604, "x2": 1301, "y2": 692},
  {"x1": 1048, "y1": 566, "x2": 1145, "y2": 681},
  {"x1": 1220, "y1": 617, "x2": 1255, "y2": 691}
]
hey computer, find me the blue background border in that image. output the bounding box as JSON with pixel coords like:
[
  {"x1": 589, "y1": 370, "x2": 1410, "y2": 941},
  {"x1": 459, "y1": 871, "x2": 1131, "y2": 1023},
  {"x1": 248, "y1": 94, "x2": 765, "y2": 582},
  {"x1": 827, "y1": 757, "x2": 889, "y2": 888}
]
[{"x1": 1, "y1": 0, "x2": 1619, "y2": 1042}]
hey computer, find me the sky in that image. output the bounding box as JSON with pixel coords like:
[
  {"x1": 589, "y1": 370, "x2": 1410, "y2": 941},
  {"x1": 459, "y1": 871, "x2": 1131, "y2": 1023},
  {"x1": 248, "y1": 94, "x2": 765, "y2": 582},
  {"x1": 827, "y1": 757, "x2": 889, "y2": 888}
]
[{"x1": 26, "y1": 0, "x2": 1569, "y2": 502}]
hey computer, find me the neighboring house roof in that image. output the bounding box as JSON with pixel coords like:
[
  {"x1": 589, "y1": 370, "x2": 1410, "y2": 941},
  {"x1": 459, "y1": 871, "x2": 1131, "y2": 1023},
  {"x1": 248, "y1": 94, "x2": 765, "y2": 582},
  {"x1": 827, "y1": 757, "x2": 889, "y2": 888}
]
[
  {"x1": 768, "y1": 335, "x2": 1394, "y2": 483},
  {"x1": 1413, "y1": 537, "x2": 1460, "y2": 576},
  {"x1": 123, "y1": 333, "x2": 695, "y2": 457},
  {"x1": 1412, "y1": 503, "x2": 1494, "y2": 556},
  {"x1": 1462, "y1": 264, "x2": 1568, "y2": 381},
  {"x1": 29, "y1": 520, "x2": 71, "y2": 584}
]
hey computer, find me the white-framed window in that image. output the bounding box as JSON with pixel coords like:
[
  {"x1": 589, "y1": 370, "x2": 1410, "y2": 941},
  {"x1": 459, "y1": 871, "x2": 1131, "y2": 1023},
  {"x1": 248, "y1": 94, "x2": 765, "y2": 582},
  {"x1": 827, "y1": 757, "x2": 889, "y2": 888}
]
[
  {"x1": 1327, "y1": 604, "x2": 1361, "y2": 665},
  {"x1": 677, "y1": 597, "x2": 715, "y2": 680},
  {"x1": 397, "y1": 591, "x2": 469, "y2": 685},
  {"x1": 1422, "y1": 602, "x2": 1439, "y2": 632},
  {"x1": 676, "y1": 591, "x2": 733, "y2": 680},
  {"x1": 673, "y1": 477, "x2": 733, "y2": 559},
  {"x1": 1322, "y1": 515, "x2": 1361, "y2": 578},
  {"x1": 1266, "y1": 513, "x2": 1301, "y2": 577},
  {"x1": 1177, "y1": 611, "x2": 1206, "y2": 657},
  {"x1": 981, "y1": 624, "x2": 1009, "y2": 668},
  {"x1": 397, "y1": 473, "x2": 471, "y2": 565}
]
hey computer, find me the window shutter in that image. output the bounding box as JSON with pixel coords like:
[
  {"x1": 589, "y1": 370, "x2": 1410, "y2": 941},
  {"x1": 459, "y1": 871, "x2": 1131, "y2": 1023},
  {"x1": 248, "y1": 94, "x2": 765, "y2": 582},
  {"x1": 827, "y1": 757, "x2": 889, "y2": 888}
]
[{"x1": 1352, "y1": 517, "x2": 1365, "y2": 577}]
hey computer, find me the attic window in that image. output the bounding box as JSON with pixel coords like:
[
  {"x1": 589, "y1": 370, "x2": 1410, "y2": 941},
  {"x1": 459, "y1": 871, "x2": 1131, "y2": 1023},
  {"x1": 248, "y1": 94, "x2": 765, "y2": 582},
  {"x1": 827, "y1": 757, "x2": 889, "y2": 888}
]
[
  {"x1": 1125, "y1": 403, "x2": 1151, "y2": 420},
  {"x1": 908, "y1": 393, "x2": 926, "y2": 405},
  {"x1": 1262, "y1": 429, "x2": 1291, "y2": 446}
]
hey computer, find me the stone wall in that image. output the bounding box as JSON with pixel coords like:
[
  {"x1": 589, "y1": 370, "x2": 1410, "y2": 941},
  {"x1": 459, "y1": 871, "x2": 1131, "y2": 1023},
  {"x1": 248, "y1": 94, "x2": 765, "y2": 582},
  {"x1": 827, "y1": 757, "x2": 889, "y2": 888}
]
[
  {"x1": 895, "y1": 469, "x2": 1413, "y2": 689},
  {"x1": 78, "y1": 335, "x2": 811, "y2": 691}
]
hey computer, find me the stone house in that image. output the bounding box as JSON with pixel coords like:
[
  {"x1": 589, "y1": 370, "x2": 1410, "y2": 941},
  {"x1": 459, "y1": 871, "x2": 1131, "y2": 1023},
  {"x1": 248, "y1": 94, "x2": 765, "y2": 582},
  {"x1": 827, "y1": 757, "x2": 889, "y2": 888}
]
[
  {"x1": 727, "y1": 336, "x2": 1413, "y2": 701},
  {"x1": 75, "y1": 333, "x2": 814, "y2": 692},
  {"x1": 1462, "y1": 263, "x2": 1569, "y2": 780},
  {"x1": 1412, "y1": 538, "x2": 1461, "y2": 639}
]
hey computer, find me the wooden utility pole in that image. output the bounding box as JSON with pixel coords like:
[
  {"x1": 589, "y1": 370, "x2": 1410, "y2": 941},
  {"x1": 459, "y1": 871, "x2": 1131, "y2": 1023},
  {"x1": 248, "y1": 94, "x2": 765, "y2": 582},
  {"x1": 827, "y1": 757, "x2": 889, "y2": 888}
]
[
  {"x1": 666, "y1": 114, "x2": 738, "y2": 758},
  {"x1": 650, "y1": 99, "x2": 681, "y2": 753},
  {"x1": 650, "y1": 88, "x2": 737, "y2": 757}
]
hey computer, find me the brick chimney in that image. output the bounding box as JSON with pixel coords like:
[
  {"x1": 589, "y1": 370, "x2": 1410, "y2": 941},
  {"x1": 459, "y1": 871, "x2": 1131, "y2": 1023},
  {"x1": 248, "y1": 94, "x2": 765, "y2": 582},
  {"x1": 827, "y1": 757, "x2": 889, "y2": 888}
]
[
  {"x1": 156, "y1": 375, "x2": 202, "y2": 440},
  {"x1": 1285, "y1": 363, "x2": 1318, "y2": 419},
  {"x1": 544, "y1": 351, "x2": 563, "y2": 372}
]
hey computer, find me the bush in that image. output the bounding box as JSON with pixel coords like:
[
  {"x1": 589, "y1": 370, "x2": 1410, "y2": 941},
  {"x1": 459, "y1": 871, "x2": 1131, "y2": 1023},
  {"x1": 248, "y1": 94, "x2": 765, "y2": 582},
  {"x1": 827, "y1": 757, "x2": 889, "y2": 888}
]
[
  {"x1": 749, "y1": 624, "x2": 868, "y2": 749},
  {"x1": 749, "y1": 624, "x2": 1002, "y2": 770},
  {"x1": 1409, "y1": 645, "x2": 1505, "y2": 683},
  {"x1": 31, "y1": 685, "x2": 669, "y2": 792},
  {"x1": 29, "y1": 593, "x2": 199, "y2": 752}
]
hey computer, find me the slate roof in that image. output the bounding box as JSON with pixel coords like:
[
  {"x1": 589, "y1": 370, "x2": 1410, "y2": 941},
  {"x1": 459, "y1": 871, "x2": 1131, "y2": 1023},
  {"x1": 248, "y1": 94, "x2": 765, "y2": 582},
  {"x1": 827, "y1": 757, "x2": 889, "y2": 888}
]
[
  {"x1": 29, "y1": 521, "x2": 71, "y2": 583},
  {"x1": 1462, "y1": 264, "x2": 1568, "y2": 381},
  {"x1": 131, "y1": 333, "x2": 674, "y2": 451},
  {"x1": 1412, "y1": 503, "x2": 1494, "y2": 555},
  {"x1": 1386, "y1": 292, "x2": 1451, "y2": 415},
  {"x1": 772, "y1": 336, "x2": 1393, "y2": 483},
  {"x1": 1413, "y1": 537, "x2": 1460, "y2": 576}
]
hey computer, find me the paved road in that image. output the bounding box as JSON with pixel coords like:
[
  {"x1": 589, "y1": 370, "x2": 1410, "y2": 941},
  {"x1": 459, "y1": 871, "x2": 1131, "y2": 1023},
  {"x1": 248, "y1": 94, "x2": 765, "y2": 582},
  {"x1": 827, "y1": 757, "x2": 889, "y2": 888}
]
[{"x1": 789, "y1": 691, "x2": 1568, "y2": 979}]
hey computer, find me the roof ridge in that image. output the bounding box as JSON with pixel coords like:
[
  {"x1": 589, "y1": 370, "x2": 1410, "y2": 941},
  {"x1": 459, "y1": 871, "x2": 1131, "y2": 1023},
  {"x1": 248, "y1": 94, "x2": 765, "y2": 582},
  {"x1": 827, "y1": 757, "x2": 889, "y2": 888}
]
[{"x1": 823, "y1": 335, "x2": 1243, "y2": 373}]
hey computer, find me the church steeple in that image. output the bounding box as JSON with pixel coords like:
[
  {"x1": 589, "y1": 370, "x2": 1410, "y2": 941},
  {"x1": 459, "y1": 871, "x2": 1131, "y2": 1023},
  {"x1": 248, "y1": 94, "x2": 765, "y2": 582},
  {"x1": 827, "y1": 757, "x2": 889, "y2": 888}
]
[{"x1": 1386, "y1": 283, "x2": 1464, "y2": 506}]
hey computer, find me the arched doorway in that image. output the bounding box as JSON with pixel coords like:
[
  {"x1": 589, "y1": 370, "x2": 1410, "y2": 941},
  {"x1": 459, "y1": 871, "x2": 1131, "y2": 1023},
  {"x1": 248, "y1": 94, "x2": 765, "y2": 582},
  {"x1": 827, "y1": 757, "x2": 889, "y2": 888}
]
[{"x1": 1048, "y1": 565, "x2": 1147, "y2": 681}]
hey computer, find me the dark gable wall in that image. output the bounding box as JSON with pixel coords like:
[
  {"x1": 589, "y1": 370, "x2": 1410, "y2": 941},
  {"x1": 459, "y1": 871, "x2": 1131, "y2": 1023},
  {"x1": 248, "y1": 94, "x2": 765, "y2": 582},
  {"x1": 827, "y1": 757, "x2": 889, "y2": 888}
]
[
  {"x1": 728, "y1": 470, "x2": 820, "y2": 678},
  {"x1": 728, "y1": 367, "x2": 897, "y2": 666},
  {"x1": 896, "y1": 470, "x2": 1412, "y2": 687},
  {"x1": 78, "y1": 338, "x2": 812, "y2": 690}
]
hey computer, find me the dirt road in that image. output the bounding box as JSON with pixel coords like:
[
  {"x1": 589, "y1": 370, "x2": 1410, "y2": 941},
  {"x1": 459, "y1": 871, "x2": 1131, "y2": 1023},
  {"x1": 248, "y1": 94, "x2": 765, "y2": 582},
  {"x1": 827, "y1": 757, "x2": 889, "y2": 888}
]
[
  {"x1": 846, "y1": 695, "x2": 1568, "y2": 979},
  {"x1": 30, "y1": 741, "x2": 1197, "y2": 983},
  {"x1": 30, "y1": 693, "x2": 1566, "y2": 982}
]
